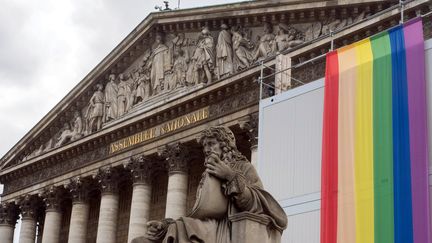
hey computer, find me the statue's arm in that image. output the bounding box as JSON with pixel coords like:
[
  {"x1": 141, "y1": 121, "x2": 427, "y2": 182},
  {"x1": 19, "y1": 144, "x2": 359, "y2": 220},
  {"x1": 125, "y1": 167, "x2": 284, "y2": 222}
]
[{"x1": 223, "y1": 164, "x2": 262, "y2": 212}]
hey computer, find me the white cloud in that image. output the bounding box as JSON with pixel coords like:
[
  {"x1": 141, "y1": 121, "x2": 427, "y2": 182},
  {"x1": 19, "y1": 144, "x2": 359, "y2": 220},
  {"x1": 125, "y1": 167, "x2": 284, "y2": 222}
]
[{"x1": 0, "y1": 0, "x2": 243, "y2": 158}]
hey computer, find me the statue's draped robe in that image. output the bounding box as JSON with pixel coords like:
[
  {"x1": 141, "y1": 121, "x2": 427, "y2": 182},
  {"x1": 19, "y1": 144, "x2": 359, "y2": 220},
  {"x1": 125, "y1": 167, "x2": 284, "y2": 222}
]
[
  {"x1": 150, "y1": 44, "x2": 171, "y2": 91},
  {"x1": 162, "y1": 160, "x2": 287, "y2": 243},
  {"x1": 104, "y1": 81, "x2": 118, "y2": 121},
  {"x1": 188, "y1": 35, "x2": 215, "y2": 84},
  {"x1": 216, "y1": 30, "x2": 233, "y2": 77}
]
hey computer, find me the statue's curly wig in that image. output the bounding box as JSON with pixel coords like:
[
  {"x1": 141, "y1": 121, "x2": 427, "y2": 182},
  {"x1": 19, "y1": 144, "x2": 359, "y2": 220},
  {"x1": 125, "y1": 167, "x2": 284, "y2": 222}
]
[{"x1": 198, "y1": 126, "x2": 247, "y2": 163}]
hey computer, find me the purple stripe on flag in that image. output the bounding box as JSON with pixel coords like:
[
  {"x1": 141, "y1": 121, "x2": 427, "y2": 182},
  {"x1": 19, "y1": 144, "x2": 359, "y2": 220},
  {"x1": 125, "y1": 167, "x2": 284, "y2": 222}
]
[{"x1": 404, "y1": 18, "x2": 431, "y2": 243}]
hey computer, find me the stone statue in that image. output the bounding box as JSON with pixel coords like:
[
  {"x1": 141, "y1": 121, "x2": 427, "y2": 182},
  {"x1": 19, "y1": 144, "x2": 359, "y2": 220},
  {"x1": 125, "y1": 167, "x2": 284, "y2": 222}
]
[
  {"x1": 304, "y1": 22, "x2": 322, "y2": 42},
  {"x1": 117, "y1": 73, "x2": 133, "y2": 117},
  {"x1": 231, "y1": 26, "x2": 254, "y2": 71},
  {"x1": 149, "y1": 33, "x2": 171, "y2": 94},
  {"x1": 321, "y1": 16, "x2": 342, "y2": 36},
  {"x1": 134, "y1": 66, "x2": 151, "y2": 104},
  {"x1": 70, "y1": 111, "x2": 83, "y2": 140},
  {"x1": 253, "y1": 22, "x2": 275, "y2": 61},
  {"x1": 274, "y1": 23, "x2": 304, "y2": 52},
  {"x1": 132, "y1": 126, "x2": 287, "y2": 243},
  {"x1": 86, "y1": 84, "x2": 104, "y2": 133},
  {"x1": 55, "y1": 123, "x2": 73, "y2": 147},
  {"x1": 169, "y1": 49, "x2": 188, "y2": 89},
  {"x1": 216, "y1": 24, "x2": 234, "y2": 79},
  {"x1": 187, "y1": 26, "x2": 215, "y2": 85},
  {"x1": 169, "y1": 33, "x2": 192, "y2": 66},
  {"x1": 104, "y1": 74, "x2": 118, "y2": 122}
]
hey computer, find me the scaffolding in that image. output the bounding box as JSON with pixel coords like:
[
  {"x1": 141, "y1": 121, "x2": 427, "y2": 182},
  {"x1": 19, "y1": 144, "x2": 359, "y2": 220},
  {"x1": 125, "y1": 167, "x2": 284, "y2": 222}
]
[{"x1": 258, "y1": 0, "x2": 432, "y2": 101}]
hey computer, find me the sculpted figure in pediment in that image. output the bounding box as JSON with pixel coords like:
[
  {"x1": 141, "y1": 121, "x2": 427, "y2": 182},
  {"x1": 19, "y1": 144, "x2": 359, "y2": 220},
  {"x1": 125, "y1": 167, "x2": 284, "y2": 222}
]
[
  {"x1": 86, "y1": 84, "x2": 104, "y2": 133},
  {"x1": 149, "y1": 33, "x2": 172, "y2": 94},
  {"x1": 71, "y1": 111, "x2": 83, "y2": 140},
  {"x1": 168, "y1": 48, "x2": 188, "y2": 90},
  {"x1": 187, "y1": 26, "x2": 215, "y2": 85},
  {"x1": 104, "y1": 74, "x2": 118, "y2": 122},
  {"x1": 169, "y1": 33, "x2": 193, "y2": 66},
  {"x1": 117, "y1": 73, "x2": 133, "y2": 117},
  {"x1": 55, "y1": 123, "x2": 73, "y2": 147},
  {"x1": 304, "y1": 22, "x2": 322, "y2": 42},
  {"x1": 216, "y1": 24, "x2": 234, "y2": 79},
  {"x1": 231, "y1": 26, "x2": 254, "y2": 71},
  {"x1": 133, "y1": 56, "x2": 151, "y2": 104},
  {"x1": 253, "y1": 22, "x2": 275, "y2": 61},
  {"x1": 274, "y1": 23, "x2": 304, "y2": 52},
  {"x1": 321, "y1": 16, "x2": 343, "y2": 36}
]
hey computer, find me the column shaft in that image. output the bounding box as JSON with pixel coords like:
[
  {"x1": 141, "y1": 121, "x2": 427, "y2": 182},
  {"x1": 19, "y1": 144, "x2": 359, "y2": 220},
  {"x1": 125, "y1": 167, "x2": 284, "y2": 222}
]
[
  {"x1": 19, "y1": 218, "x2": 37, "y2": 243},
  {"x1": 165, "y1": 173, "x2": 188, "y2": 219},
  {"x1": 68, "y1": 202, "x2": 90, "y2": 243},
  {"x1": 96, "y1": 193, "x2": 119, "y2": 243},
  {"x1": 0, "y1": 224, "x2": 14, "y2": 243},
  {"x1": 41, "y1": 210, "x2": 62, "y2": 243},
  {"x1": 127, "y1": 183, "x2": 152, "y2": 243}
]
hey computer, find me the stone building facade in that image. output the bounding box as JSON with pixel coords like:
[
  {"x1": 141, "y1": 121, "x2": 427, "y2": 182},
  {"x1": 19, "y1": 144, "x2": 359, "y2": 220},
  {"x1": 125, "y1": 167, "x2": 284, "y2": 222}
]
[{"x1": 1, "y1": 0, "x2": 431, "y2": 243}]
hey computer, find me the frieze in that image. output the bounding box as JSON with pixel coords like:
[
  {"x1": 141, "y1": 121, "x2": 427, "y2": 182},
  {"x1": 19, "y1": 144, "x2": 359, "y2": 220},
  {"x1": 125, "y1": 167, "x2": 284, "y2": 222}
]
[{"x1": 109, "y1": 107, "x2": 209, "y2": 154}]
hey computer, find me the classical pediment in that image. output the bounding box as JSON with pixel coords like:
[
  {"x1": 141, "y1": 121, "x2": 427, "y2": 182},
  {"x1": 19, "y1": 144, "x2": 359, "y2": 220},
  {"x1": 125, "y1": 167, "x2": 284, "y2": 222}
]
[{"x1": 0, "y1": 0, "x2": 396, "y2": 170}]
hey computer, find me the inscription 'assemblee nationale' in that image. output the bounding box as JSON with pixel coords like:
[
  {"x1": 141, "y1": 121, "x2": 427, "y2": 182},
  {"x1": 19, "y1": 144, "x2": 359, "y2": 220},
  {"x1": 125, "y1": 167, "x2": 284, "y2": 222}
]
[{"x1": 109, "y1": 107, "x2": 210, "y2": 154}]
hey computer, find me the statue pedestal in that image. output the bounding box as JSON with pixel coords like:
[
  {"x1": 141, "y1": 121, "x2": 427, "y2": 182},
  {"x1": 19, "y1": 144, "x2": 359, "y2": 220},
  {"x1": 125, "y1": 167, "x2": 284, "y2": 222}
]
[{"x1": 229, "y1": 212, "x2": 282, "y2": 243}]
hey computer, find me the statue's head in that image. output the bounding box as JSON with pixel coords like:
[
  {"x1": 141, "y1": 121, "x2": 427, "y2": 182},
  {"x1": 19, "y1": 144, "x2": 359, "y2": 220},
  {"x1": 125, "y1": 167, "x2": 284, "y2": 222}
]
[
  {"x1": 155, "y1": 33, "x2": 164, "y2": 44},
  {"x1": 198, "y1": 126, "x2": 247, "y2": 163},
  {"x1": 109, "y1": 74, "x2": 116, "y2": 82},
  {"x1": 96, "y1": 83, "x2": 103, "y2": 91},
  {"x1": 201, "y1": 26, "x2": 210, "y2": 35},
  {"x1": 221, "y1": 24, "x2": 228, "y2": 30}
]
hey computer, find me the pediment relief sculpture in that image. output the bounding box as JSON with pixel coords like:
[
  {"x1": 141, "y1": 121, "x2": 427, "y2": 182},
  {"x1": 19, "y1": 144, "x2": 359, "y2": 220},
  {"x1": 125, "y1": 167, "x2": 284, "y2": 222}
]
[{"x1": 21, "y1": 12, "x2": 367, "y2": 163}]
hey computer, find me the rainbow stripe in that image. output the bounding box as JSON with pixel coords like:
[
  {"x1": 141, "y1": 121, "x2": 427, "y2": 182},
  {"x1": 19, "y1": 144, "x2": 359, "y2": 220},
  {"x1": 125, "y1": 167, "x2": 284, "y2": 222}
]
[{"x1": 321, "y1": 18, "x2": 431, "y2": 243}]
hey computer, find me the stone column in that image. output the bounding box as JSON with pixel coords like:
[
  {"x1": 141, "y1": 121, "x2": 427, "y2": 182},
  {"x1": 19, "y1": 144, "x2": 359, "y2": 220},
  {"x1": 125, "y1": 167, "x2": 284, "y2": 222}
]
[
  {"x1": 239, "y1": 114, "x2": 259, "y2": 168},
  {"x1": 159, "y1": 143, "x2": 189, "y2": 219},
  {"x1": 95, "y1": 167, "x2": 120, "y2": 243},
  {"x1": 41, "y1": 186, "x2": 63, "y2": 243},
  {"x1": 67, "y1": 177, "x2": 90, "y2": 243},
  {"x1": 126, "y1": 155, "x2": 153, "y2": 243},
  {"x1": 19, "y1": 195, "x2": 38, "y2": 243},
  {"x1": 0, "y1": 202, "x2": 19, "y2": 243}
]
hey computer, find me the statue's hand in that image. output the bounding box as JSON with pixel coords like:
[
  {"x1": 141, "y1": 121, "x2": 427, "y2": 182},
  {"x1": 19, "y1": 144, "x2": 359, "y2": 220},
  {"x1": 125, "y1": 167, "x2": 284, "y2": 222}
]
[
  {"x1": 145, "y1": 219, "x2": 174, "y2": 240},
  {"x1": 146, "y1": 220, "x2": 164, "y2": 236},
  {"x1": 205, "y1": 153, "x2": 235, "y2": 181}
]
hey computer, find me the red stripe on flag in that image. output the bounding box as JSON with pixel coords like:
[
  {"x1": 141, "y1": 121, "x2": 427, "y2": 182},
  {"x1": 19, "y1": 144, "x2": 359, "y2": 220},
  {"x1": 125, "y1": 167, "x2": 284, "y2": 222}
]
[{"x1": 321, "y1": 51, "x2": 339, "y2": 243}]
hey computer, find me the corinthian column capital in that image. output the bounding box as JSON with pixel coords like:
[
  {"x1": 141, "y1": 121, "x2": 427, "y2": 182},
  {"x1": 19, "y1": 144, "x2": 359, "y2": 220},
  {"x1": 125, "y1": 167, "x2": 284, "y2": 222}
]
[
  {"x1": 0, "y1": 202, "x2": 19, "y2": 226},
  {"x1": 126, "y1": 155, "x2": 152, "y2": 185},
  {"x1": 95, "y1": 166, "x2": 119, "y2": 195},
  {"x1": 68, "y1": 177, "x2": 90, "y2": 204},
  {"x1": 40, "y1": 186, "x2": 64, "y2": 212},
  {"x1": 158, "y1": 143, "x2": 189, "y2": 174},
  {"x1": 18, "y1": 194, "x2": 39, "y2": 220}
]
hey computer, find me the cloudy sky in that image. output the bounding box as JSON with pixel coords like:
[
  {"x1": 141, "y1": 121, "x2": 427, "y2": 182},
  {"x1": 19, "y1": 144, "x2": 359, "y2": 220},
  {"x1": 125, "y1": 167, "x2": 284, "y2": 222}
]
[{"x1": 0, "y1": 0, "x2": 245, "y2": 158}]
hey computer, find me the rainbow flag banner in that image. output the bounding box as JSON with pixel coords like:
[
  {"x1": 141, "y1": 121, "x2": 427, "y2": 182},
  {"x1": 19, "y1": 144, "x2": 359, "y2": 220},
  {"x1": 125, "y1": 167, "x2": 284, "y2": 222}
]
[{"x1": 320, "y1": 18, "x2": 431, "y2": 243}]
